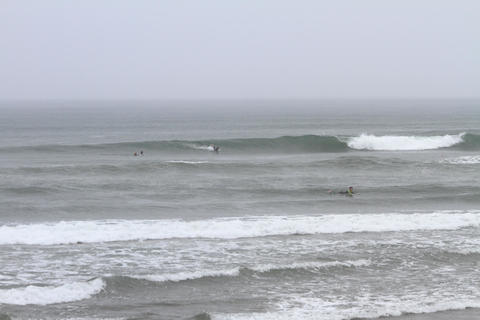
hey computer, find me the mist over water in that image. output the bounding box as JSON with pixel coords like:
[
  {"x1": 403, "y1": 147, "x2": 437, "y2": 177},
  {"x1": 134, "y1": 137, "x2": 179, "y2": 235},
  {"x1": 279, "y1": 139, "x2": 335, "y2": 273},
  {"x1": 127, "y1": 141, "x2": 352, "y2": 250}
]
[
  {"x1": 2, "y1": 0, "x2": 479, "y2": 318},
  {"x1": 0, "y1": 100, "x2": 480, "y2": 320}
]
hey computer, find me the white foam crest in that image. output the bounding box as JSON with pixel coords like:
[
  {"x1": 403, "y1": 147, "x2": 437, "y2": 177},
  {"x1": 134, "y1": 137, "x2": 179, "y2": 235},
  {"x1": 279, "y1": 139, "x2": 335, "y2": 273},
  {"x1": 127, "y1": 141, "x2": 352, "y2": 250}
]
[
  {"x1": 165, "y1": 160, "x2": 209, "y2": 164},
  {"x1": 1, "y1": 211, "x2": 479, "y2": 245},
  {"x1": 0, "y1": 278, "x2": 104, "y2": 305},
  {"x1": 185, "y1": 143, "x2": 215, "y2": 151},
  {"x1": 135, "y1": 260, "x2": 369, "y2": 283},
  {"x1": 447, "y1": 247, "x2": 480, "y2": 255},
  {"x1": 252, "y1": 259, "x2": 370, "y2": 273},
  {"x1": 441, "y1": 155, "x2": 480, "y2": 164},
  {"x1": 214, "y1": 295, "x2": 480, "y2": 320},
  {"x1": 137, "y1": 268, "x2": 240, "y2": 282},
  {"x1": 60, "y1": 318, "x2": 124, "y2": 320},
  {"x1": 348, "y1": 133, "x2": 465, "y2": 151}
]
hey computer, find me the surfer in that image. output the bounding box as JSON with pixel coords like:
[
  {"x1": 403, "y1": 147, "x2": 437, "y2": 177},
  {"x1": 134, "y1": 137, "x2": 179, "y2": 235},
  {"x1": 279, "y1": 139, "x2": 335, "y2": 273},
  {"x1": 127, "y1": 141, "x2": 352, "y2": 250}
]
[
  {"x1": 210, "y1": 144, "x2": 220, "y2": 152},
  {"x1": 340, "y1": 186, "x2": 354, "y2": 196},
  {"x1": 328, "y1": 186, "x2": 354, "y2": 196}
]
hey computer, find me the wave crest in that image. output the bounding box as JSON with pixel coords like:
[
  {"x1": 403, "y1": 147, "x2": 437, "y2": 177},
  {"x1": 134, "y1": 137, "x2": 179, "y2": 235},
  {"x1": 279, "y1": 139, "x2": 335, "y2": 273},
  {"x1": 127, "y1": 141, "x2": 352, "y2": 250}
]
[
  {"x1": 250, "y1": 259, "x2": 370, "y2": 273},
  {"x1": 135, "y1": 259, "x2": 370, "y2": 283},
  {"x1": 1, "y1": 211, "x2": 479, "y2": 245},
  {"x1": 137, "y1": 268, "x2": 241, "y2": 283},
  {"x1": 347, "y1": 133, "x2": 465, "y2": 151},
  {"x1": 0, "y1": 278, "x2": 104, "y2": 305},
  {"x1": 214, "y1": 296, "x2": 480, "y2": 320},
  {"x1": 4, "y1": 133, "x2": 480, "y2": 154}
]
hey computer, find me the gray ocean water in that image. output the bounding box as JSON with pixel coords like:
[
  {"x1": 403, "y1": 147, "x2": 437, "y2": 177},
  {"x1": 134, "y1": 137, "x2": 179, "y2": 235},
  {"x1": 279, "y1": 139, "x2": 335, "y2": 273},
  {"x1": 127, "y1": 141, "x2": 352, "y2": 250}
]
[{"x1": 0, "y1": 100, "x2": 479, "y2": 320}]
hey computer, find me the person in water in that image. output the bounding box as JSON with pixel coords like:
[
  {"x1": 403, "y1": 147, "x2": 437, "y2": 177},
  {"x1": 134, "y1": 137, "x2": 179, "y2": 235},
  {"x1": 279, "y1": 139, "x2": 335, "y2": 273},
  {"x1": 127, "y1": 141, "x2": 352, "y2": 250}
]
[
  {"x1": 340, "y1": 186, "x2": 354, "y2": 196},
  {"x1": 329, "y1": 186, "x2": 354, "y2": 196},
  {"x1": 209, "y1": 144, "x2": 220, "y2": 152}
]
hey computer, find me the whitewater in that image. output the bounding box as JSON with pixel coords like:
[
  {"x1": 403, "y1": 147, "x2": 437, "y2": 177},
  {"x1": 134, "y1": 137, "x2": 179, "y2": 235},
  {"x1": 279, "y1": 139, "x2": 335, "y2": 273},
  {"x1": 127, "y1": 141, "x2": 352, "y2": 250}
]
[
  {"x1": 1, "y1": 102, "x2": 480, "y2": 320},
  {"x1": 1, "y1": 211, "x2": 479, "y2": 245},
  {"x1": 0, "y1": 279, "x2": 105, "y2": 306},
  {"x1": 347, "y1": 133, "x2": 466, "y2": 151}
]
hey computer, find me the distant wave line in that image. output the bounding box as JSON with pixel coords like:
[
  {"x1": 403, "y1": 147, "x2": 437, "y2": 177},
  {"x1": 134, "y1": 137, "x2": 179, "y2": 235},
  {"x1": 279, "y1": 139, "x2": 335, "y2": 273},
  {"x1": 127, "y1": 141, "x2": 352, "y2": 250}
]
[{"x1": 2, "y1": 132, "x2": 477, "y2": 154}]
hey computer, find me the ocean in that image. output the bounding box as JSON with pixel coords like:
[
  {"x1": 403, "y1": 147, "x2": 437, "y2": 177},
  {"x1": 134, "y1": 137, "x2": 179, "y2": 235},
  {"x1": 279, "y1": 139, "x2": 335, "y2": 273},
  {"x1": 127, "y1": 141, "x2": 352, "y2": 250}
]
[{"x1": 0, "y1": 100, "x2": 479, "y2": 320}]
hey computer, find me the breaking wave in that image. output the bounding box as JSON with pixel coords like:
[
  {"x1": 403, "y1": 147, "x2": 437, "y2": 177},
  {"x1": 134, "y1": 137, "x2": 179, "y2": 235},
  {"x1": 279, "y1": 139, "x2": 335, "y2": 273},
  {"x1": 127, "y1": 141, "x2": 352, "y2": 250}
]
[
  {"x1": 2, "y1": 133, "x2": 478, "y2": 154},
  {"x1": 1, "y1": 211, "x2": 479, "y2": 245},
  {"x1": 164, "y1": 160, "x2": 210, "y2": 164},
  {"x1": 137, "y1": 268, "x2": 241, "y2": 283},
  {"x1": 213, "y1": 295, "x2": 480, "y2": 320},
  {"x1": 0, "y1": 278, "x2": 104, "y2": 305},
  {"x1": 250, "y1": 259, "x2": 370, "y2": 273},
  {"x1": 347, "y1": 133, "x2": 465, "y2": 151},
  {"x1": 135, "y1": 259, "x2": 370, "y2": 283}
]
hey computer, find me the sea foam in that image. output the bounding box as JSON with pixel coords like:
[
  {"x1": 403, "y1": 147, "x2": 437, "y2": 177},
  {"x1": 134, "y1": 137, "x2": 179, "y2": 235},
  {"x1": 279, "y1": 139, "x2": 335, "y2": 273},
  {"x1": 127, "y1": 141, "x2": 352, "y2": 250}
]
[
  {"x1": 185, "y1": 143, "x2": 215, "y2": 151},
  {"x1": 348, "y1": 133, "x2": 464, "y2": 151},
  {"x1": 1, "y1": 211, "x2": 479, "y2": 245},
  {"x1": 0, "y1": 278, "x2": 104, "y2": 305},
  {"x1": 214, "y1": 295, "x2": 480, "y2": 320},
  {"x1": 165, "y1": 160, "x2": 209, "y2": 164},
  {"x1": 137, "y1": 268, "x2": 241, "y2": 283},
  {"x1": 135, "y1": 259, "x2": 370, "y2": 283},
  {"x1": 441, "y1": 155, "x2": 480, "y2": 164}
]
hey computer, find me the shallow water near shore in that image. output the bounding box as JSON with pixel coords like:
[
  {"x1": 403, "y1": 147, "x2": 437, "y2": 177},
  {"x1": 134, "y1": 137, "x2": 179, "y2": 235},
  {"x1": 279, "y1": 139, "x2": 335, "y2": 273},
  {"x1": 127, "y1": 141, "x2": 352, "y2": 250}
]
[{"x1": 0, "y1": 100, "x2": 479, "y2": 320}]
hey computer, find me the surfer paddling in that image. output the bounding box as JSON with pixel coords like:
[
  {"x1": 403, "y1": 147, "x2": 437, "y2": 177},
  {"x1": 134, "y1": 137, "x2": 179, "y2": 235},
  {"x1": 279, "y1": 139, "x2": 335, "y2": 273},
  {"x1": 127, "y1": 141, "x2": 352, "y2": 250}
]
[{"x1": 328, "y1": 186, "x2": 355, "y2": 196}]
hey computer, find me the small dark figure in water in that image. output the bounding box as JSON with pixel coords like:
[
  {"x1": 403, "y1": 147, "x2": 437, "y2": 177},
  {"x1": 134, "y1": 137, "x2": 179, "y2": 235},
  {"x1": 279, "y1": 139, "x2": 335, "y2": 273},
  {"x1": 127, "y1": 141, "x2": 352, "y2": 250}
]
[
  {"x1": 328, "y1": 186, "x2": 354, "y2": 196},
  {"x1": 341, "y1": 186, "x2": 354, "y2": 196},
  {"x1": 210, "y1": 144, "x2": 220, "y2": 153},
  {"x1": 140, "y1": 150, "x2": 144, "y2": 156}
]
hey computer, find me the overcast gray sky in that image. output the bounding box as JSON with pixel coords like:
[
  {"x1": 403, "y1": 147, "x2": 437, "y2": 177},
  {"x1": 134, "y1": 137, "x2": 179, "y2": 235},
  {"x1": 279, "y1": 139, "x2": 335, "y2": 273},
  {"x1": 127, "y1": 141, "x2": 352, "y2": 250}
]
[{"x1": 1, "y1": 0, "x2": 479, "y2": 100}]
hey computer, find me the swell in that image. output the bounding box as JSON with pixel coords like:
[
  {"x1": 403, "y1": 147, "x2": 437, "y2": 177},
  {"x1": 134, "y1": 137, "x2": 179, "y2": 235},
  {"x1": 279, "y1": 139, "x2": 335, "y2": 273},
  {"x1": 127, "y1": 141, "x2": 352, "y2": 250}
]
[
  {"x1": 190, "y1": 313, "x2": 212, "y2": 320},
  {"x1": 0, "y1": 156, "x2": 411, "y2": 176},
  {"x1": 3, "y1": 161, "x2": 219, "y2": 176},
  {"x1": 0, "y1": 186, "x2": 61, "y2": 195},
  {"x1": 455, "y1": 133, "x2": 480, "y2": 150},
  {"x1": 1, "y1": 181, "x2": 479, "y2": 205},
  {"x1": 1, "y1": 211, "x2": 479, "y2": 245},
  {"x1": 0, "y1": 135, "x2": 348, "y2": 154},
  {"x1": 2, "y1": 133, "x2": 477, "y2": 154}
]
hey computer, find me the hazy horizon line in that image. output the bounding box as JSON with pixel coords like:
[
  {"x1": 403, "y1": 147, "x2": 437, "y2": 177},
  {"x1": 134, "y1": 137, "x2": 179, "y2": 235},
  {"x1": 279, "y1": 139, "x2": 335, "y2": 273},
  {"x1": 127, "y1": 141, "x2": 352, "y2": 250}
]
[{"x1": 1, "y1": 97, "x2": 480, "y2": 103}]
